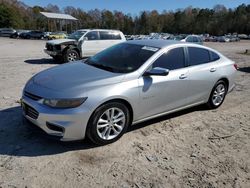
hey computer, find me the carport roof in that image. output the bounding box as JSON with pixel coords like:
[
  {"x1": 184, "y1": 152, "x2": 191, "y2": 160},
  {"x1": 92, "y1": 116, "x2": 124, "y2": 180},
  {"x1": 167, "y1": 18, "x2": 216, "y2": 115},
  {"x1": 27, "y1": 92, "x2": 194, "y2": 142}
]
[{"x1": 40, "y1": 12, "x2": 78, "y2": 21}]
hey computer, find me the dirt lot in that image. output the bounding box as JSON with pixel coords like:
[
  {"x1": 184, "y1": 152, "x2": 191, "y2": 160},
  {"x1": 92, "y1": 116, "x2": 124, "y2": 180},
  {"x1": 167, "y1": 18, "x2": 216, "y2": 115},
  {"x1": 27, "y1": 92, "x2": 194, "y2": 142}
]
[{"x1": 0, "y1": 38, "x2": 249, "y2": 188}]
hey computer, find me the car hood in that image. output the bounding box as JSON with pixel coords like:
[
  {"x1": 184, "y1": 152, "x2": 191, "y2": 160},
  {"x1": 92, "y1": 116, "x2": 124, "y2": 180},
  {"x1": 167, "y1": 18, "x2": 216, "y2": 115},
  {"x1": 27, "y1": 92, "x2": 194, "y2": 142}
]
[
  {"x1": 24, "y1": 62, "x2": 125, "y2": 99},
  {"x1": 46, "y1": 39, "x2": 77, "y2": 45}
]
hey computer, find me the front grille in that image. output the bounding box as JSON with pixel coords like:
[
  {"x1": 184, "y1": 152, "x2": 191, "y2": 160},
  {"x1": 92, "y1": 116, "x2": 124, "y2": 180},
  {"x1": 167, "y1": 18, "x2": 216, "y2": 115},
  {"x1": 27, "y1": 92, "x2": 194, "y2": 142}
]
[
  {"x1": 46, "y1": 43, "x2": 54, "y2": 51},
  {"x1": 23, "y1": 103, "x2": 39, "y2": 119},
  {"x1": 24, "y1": 91, "x2": 42, "y2": 101}
]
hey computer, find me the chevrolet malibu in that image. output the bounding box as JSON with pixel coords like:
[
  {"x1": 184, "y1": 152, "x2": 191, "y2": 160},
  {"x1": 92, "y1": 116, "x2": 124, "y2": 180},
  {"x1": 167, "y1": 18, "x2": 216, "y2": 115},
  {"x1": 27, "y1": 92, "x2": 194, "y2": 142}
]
[{"x1": 22, "y1": 40, "x2": 237, "y2": 145}]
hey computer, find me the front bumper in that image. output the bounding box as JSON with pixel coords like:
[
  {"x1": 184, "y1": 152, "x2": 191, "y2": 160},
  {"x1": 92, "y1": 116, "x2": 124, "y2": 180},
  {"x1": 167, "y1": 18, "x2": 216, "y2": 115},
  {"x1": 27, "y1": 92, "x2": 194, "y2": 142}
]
[
  {"x1": 21, "y1": 95, "x2": 92, "y2": 141},
  {"x1": 44, "y1": 49, "x2": 60, "y2": 56}
]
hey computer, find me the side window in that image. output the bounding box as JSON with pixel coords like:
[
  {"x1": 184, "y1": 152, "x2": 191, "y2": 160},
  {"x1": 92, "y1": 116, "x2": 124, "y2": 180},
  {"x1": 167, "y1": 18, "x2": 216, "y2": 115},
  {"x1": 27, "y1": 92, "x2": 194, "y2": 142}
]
[
  {"x1": 112, "y1": 32, "x2": 121, "y2": 40},
  {"x1": 193, "y1": 37, "x2": 198, "y2": 43},
  {"x1": 100, "y1": 31, "x2": 121, "y2": 40},
  {"x1": 153, "y1": 47, "x2": 185, "y2": 70},
  {"x1": 188, "y1": 47, "x2": 210, "y2": 66},
  {"x1": 210, "y1": 51, "x2": 220, "y2": 61},
  {"x1": 186, "y1": 37, "x2": 193, "y2": 42},
  {"x1": 85, "y1": 31, "x2": 99, "y2": 40}
]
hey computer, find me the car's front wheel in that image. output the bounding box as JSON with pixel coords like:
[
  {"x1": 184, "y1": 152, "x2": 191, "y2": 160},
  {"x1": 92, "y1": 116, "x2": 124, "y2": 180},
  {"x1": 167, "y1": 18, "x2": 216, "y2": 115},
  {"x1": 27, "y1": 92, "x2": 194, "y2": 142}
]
[
  {"x1": 87, "y1": 102, "x2": 130, "y2": 145},
  {"x1": 64, "y1": 49, "x2": 79, "y2": 63},
  {"x1": 207, "y1": 80, "x2": 228, "y2": 109}
]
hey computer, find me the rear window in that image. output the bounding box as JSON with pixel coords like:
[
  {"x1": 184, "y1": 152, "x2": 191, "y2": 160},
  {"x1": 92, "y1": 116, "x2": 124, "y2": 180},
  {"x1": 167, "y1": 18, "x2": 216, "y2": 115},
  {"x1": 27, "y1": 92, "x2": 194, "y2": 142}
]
[
  {"x1": 210, "y1": 51, "x2": 220, "y2": 61},
  {"x1": 100, "y1": 31, "x2": 121, "y2": 40},
  {"x1": 188, "y1": 47, "x2": 210, "y2": 66}
]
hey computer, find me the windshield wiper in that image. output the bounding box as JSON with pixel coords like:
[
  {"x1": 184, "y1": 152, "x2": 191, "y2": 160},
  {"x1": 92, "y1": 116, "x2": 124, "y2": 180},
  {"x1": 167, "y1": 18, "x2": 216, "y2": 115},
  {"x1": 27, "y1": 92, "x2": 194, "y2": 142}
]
[
  {"x1": 91, "y1": 64, "x2": 115, "y2": 72},
  {"x1": 84, "y1": 60, "x2": 115, "y2": 72}
]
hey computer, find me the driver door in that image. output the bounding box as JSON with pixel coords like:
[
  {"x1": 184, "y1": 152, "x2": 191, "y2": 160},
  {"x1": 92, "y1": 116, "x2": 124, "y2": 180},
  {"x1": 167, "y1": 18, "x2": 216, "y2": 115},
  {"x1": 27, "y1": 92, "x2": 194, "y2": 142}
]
[
  {"x1": 137, "y1": 47, "x2": 189, "y2": 119},
  {"x1": 81, "y1": 31, "x2": 100, "y2": 57}
]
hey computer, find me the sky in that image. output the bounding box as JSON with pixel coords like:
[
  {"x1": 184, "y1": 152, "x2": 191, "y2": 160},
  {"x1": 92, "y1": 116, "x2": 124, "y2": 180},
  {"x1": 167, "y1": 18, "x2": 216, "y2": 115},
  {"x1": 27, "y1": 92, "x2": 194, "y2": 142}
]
[{"x1": 22, "y1": 0, "x2": 249, "y2": 14}]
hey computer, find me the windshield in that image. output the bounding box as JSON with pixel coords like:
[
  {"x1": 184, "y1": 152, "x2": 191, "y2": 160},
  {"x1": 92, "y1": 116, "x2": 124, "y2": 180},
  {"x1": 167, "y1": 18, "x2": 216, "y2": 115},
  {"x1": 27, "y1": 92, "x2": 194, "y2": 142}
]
[
  {"x1": 84, "y1": 43, "x2": 159, "y2": 73},
  {"x1": 68, "y1": 31, "x2": 86, "y2": 40}
]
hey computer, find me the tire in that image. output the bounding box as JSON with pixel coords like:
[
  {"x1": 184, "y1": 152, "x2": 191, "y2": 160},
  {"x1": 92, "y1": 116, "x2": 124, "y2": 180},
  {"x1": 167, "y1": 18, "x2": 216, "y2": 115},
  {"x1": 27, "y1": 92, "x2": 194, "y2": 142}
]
[
  {"x1": 87, "y1": 102, "x2": 130, "y2": 145},
  {"x1": 207, "y1": 80, "x2": 228, "y2": 109},
  {"x1": 63, "y1": 49, "x2": 80, "y2": 63}
]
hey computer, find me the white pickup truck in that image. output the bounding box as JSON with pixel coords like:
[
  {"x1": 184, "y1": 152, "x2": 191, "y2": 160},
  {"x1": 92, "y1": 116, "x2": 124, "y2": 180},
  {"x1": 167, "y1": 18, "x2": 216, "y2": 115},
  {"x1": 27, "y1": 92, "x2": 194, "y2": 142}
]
[{"x1": 44, "y1": 29, "x2": 126, "y2": 62}]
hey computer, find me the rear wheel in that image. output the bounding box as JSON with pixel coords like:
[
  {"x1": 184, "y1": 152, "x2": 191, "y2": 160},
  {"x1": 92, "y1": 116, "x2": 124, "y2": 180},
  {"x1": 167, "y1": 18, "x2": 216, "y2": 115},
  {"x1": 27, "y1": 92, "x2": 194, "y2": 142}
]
[
  {"x1": 87, "y1": 102, "x2": 130, "y2": 145},
  {"x1": 207, "y1": 80, "x2": 227, "y2": 109},
  {"x1": 63, "y1": 49, "x2": 79, "y2": 63}
]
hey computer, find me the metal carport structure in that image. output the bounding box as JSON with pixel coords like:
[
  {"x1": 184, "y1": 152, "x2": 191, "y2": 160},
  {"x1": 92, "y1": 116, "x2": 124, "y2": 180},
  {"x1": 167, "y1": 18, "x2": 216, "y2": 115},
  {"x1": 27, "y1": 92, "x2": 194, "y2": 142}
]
[{"x1": 40, "y1": 12, "x2": 78, "y2": 33}]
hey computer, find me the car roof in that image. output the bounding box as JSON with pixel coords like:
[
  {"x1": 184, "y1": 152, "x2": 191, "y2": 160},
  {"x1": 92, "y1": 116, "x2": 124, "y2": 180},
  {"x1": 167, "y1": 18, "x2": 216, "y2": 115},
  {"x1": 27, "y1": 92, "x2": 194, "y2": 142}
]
[
  {"x1": 125, "y1": 39, "x2": 183, "y2": 48},
  {"x1": 77, "y1": 29, "x2": 121, "y2": 32}
]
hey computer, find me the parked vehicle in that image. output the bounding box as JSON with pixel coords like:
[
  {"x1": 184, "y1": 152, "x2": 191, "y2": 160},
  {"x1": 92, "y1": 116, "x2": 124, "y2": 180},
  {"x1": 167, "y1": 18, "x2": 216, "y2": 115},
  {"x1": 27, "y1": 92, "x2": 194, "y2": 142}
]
[
  {"x1": 168, "y1": 35, "x2": 186, "y2": 41},
  {"x1": 217, "y1": 36, "x2": 230, "y2": 42},
  {"x1": 10, "y1": 30, "x2": 30, "y2": 38},
  {"x1": 181, "y1": 35, "x2": 203, "y2": 45},
  {"x1": 20, "y1": 30, "x2": 46, "y2": 39},
  {"x1": 44, "y1": 32, "x2": 52, "y2": 39},
  {"x1": 0, "y1": 28, "x2": 16, "y2": 37},
  {"x1": 238, "y1": 34, "x2": 249, "y2": 40},
  {"x1": 44, "y1": 29, "x2": 126, "y2": 62},
  {"x1": 227, "y1": 35, "x2": 240, "y2": 42},
  {"x1": 22, "y1": 40, "x2": 237, "y2": 145},
  {"x1": 203, "y1": 36, "x2": 218, "y2": 42},
  {"x1": 47, "y1": 32, "x2": 68, "y2": 40}
]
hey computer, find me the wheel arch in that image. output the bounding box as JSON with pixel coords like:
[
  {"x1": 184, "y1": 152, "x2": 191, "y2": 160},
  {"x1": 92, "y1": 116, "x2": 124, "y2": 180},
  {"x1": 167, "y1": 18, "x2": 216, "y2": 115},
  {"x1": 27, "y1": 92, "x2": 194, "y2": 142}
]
[
  {"x1": 88, "y1": 98, "x2": 134, "y2": 127},
  {"x1": 63, "y1": 45, "x2": 80, "y2": 56},
  {"x1": 217, "y1": 77, "x2": 229, "y2": 91}
]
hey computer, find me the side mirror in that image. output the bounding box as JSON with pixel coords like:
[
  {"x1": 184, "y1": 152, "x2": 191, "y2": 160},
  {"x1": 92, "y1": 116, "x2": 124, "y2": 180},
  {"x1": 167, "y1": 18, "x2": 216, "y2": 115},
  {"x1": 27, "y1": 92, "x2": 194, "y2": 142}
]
[
  {"x1": 83, "y1": 37, "x2": 88, "y2": 41},
  {"x1": 143, "y1": 67, "x2": 169, "y2": 76}
]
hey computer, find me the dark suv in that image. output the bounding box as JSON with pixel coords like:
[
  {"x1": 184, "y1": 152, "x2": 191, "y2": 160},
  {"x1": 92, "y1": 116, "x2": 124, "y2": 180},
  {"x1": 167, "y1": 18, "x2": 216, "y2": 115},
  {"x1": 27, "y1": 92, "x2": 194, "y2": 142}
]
[
  {"x1": 0, "y1": 28, "x2": 16, "y2": 37},
  {"x1": 20, "y1": 31, "x2": 45, "y2": 39}
]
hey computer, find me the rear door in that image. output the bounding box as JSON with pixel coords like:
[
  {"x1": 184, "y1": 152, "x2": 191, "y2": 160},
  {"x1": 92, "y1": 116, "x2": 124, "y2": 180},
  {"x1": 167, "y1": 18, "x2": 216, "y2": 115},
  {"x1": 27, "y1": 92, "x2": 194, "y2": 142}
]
[
  {"x1": 99, "y1": 31, "x2": 123, "y2": 51},
  {"x1": 138, "y1": 47, "x2": 190, "y2": 119},
  {"x1": 185, "y1": 47, "x2": 221, "y2": 104}
]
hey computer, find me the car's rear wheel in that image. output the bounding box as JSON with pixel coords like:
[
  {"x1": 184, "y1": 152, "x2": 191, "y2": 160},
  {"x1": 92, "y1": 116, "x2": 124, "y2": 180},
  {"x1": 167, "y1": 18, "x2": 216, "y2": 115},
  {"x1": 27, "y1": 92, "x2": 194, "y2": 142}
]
[
  {"x1": 207, "y1": 80, "x2": 227, "y2": 109},
  {"x1": 64, "y1": 49, "x2": 79, "y2": 63},
  {"x1": 87, "y1": 102, "x2": 130, "y2": 145}
]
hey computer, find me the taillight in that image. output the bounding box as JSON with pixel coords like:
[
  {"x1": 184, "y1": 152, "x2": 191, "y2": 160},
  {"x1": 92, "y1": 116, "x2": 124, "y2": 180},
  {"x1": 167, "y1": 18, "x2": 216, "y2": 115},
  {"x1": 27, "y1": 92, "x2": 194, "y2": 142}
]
[{"x1": 233, "y1": 63, "x2": 238, "y2": 70}]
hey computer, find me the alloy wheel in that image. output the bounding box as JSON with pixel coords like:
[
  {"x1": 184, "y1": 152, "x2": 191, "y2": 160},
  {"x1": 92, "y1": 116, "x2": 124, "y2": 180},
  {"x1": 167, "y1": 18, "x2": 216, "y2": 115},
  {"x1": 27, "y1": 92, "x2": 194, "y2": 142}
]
[
  {"x1": 212, "y1": 84, "x2": 226, "y2": 106},
  {"x1": 96, "y1": 107, "x2": 126, "y2": 140},
  {"x1": 68, "y1": 52, "x2": 78, "y2": 61}
]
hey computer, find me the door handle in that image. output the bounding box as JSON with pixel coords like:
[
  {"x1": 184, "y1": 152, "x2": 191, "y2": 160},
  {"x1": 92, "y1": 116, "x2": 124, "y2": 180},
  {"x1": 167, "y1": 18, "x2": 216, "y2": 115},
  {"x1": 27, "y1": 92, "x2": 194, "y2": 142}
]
[
  {"x1": 179, "y1": 74, "x2": 188, "y2": 79},
  {"x1": 210, "y1": 68, "x2": 216, "y2": 72}
]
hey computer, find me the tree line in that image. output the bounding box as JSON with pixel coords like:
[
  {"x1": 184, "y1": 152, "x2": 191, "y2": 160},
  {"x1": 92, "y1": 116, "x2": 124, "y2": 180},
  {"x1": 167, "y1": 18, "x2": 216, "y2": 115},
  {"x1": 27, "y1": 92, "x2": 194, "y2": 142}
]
[{"x1": 0, "y1": 0, "x2": 249, "y2": 35}]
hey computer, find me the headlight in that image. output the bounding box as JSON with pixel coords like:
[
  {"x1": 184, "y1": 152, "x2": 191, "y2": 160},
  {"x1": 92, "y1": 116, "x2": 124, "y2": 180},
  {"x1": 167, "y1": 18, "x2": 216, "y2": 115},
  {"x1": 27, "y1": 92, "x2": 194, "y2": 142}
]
[{"x1": 43, "y1": 98, "x2": 87, "y2": 108}]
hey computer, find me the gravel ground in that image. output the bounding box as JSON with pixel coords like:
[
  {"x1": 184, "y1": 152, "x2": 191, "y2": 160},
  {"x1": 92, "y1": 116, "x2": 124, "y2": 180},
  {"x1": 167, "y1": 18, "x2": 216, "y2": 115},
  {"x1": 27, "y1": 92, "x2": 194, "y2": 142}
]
[{"x1": 0, "y1": 38, "x2": 249, "y2": 188}]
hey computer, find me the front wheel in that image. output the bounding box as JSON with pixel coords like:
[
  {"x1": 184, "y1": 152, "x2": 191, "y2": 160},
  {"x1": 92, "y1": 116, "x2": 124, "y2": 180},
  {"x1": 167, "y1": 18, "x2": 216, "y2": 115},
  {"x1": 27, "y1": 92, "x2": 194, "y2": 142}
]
[
  {"x1": 207, "y1": 80, "x2": 228, "y2": 109},
  {"x1": 63, "y1": 49, "x2": 79, "y2": 63},
  {"x1": 87, "y1": 102, "x2": 130, "y2": 145}
]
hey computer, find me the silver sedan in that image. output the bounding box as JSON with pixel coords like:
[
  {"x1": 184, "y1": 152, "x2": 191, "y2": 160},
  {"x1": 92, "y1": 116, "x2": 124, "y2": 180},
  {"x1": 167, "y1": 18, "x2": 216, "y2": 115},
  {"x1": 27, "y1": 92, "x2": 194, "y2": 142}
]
[{"x1": 22, "y1": 40, "x2": 237, "y2": 145}]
